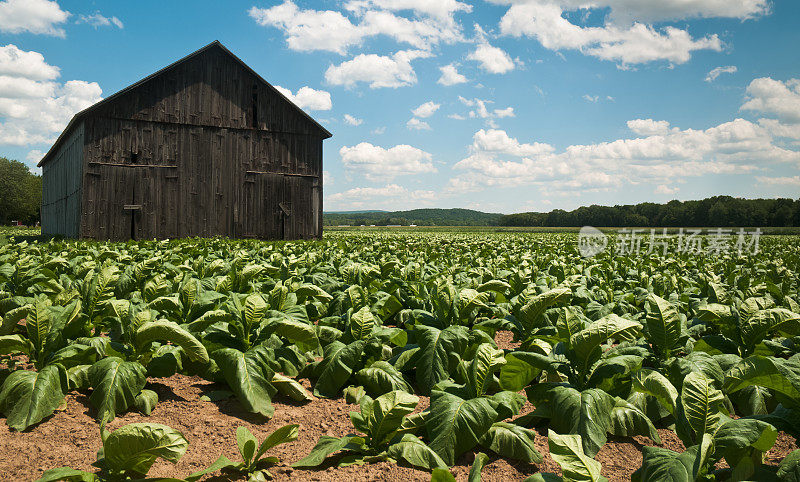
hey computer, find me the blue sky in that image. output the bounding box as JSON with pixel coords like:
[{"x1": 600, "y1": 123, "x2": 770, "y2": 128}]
[{"x1": 1, "y1": 0, "x2": 799, "y2": 213}]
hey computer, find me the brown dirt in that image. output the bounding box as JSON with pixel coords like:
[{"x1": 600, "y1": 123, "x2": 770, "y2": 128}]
[
  {"x1": 494, "y1": 330, "x2": 520, "y2": 351},
  {"x1": 0, "y1": 373, "x2": 795, "y2": 482}
]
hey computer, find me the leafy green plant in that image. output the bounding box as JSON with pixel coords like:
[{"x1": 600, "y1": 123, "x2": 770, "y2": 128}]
[
  {"x1": 210, "y1": 424, "x2": 300, "y2": 481},
  {"x1": 294, "y1": 390, "x2": 446, "y2": 470}
]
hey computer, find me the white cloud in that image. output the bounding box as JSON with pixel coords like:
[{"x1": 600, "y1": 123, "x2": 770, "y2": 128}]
[
  {"x1": 76, "y1": 12, "x2": 123, "y2": 29},
  {"x1": 756, "y1": 175, "x2": 800, "y2": 186},
  {"x1": 583, "y1": 94, "x2": 599, "y2": 103},
  {"x1": 406, "y1": 118, "x2": 431, "y2": 130},
  {"x1": 447, "y1": 117, "x2": 798, "y2": 194},
  {"x1": 327, "y1": 183, "x2": 437, "y2": 209},
  {"x1": 655, "y1": 184, "x2": 679, "y2": 195},
  {"x1": 249, "y1": 0, "x2": 466, "y2": 55},
  {"x1": 323, "y1": 170, "x2": 333, "y2": 185},
  {"x1": 448, "y1": 113, "x2": 467, "y2": 120},
  {"x1": 438, "y1": 63, "x2": 467, "y2": 86},
  {"x1": 627, "y1": 119, "x2": 673, "y2": 136},
  {"x1": 372, "y1": 126, "x2": 386, "y2": 134},
  {"x1": 325, "y1": 50, "x2": 431, "y2": 89},
  {"x1": 490, "y1": 1, "x2": 728, "y2": 67},
  {"x1": 705, "y1": 65, "x2": 736, "y2": 82},
  {"x1": 274, "y1": 85, "x2": 332, "y2": 111},
  {"x1": 468, "y1": 42, "x2": 515, "y2": 74},
  {"x1": 0, "y1": 44, "x2": 102, "y2": 146},
  {"x1": 412, "y1": 101, "x2": 440, "y2": 118},
  {"x1": 339, "y1": 142, "x2": 436, "y2": 180},
  {"x1": 0, "y1": 44, "x2": 60, "y2": 80},
  {"x1": 741, "y1": 77, "x2": 800, "y2": 124},
  {"x1": 457, "y1": 96, "x2": 516, "y2": 125},
  {"x1": 343, "y1": 114, "x2": 363, "y2": 126},
  {"x1": 0, "y1": 0, "x2": 69, "y2": 37}
]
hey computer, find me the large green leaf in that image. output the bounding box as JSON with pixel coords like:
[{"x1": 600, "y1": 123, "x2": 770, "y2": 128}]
[
  {"x1": 415, "y1": 324, "x2": 469, "y2": 395},
  {"x1": 632, "y1": 434, "x2": 714, "y2": 482},
  {"x1": 255, "y1": 423, "x2": 300, "y2": 461},
  {"x1": 518, "y1": 287, "x2": 571, "y2": 333},
  {"x1": 608, "y1": 398, "x2": 661, "y2": 444},
  {"x1": 0, "y1": 364, "x2": 68, "y2": 431},
  {"x1": 386, "y1": 433, "x2": 447, "y2": 470},
  {"x1": 212, "y1": 346, "x2": 277, "y2": 417},
  {"x1": 292, "y1": 435, "x2": 366, "y2": 468},
  {"x1": 676, "y1": 371, "x2": 726, "y2": 446},
  {"x1": 724, "y1": 355, "x2": 800, "y2": 406},
  {"x1": 740, "y1": 308, "x2": 800, "y2": 351},
  {"x1": 531, "y1": 386, "x2": 614, "y2": 457},
  {"x1": 479, "y1": 422, "x2": 543, "y2": 464},
  {"x1": 570, "y1": 315, "x2": 641, "y2": 376},
  {"x1": 265, "y1": 307, "x2": 320, "y2": 352},
  {"x1": 499, "y1": 351, "x2": 553, "y2": 391},
  {"x1": 547, "y1": 430, "x2": 606, "y2": 482},
  {"x1": 349, "y1": 306, "x2": 377, "y2": 340},
  {"x1": 426, "y1": 390, "x2": 499, "y2": 465},
  {"x1": 355, "y1": 361, "x2": 412, "y2": 396},
  {"x1": 88, "y1": 357, "x2": 147, "y2": 422},
  {"x1": 632, "y1": 368, "x2": 678, "y2": 415},
  {"x1": 468, "y1": 452, "x2": 490, "y2": 482},
  {"x1": 135, "y1": 320, "x2": 209, "y2": 364},
  {"x1": 367, "y1": 390, "x2": 418, "y2": 446},
  {"x1": 313, "y1": 340, "x2": 367, "y2": 398},
  {"x1": 645, "y1": 294, "x2": 684, "y2": 359},
  {"x1": 272, "y1": 373, "x2": 313, "y2": 402},
  {"x1": 467, "y1": 343, "x2": 505, "y2": 398},
  {"x1": 101, "y1": 422, "x2": 188, "y2": 475},
  {"x1": 713, "y1": 417, "x2": 777, "y2": 469},
  {"x1": 0, "y1": 334, "x2": 32, "y2": 355}
]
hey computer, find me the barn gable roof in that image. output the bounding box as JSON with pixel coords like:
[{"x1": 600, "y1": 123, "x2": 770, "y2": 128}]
[{"x1": 39, "y1": 40, "x2": 332, "y2": 167}]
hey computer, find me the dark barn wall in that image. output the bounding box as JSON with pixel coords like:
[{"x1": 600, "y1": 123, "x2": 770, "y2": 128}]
[
  {"x1": 74, "y1": 45, "x2": 325, "y2": 240},
  {"x1": 42, "y1": 123, "x2": 84, "y2": 237}
]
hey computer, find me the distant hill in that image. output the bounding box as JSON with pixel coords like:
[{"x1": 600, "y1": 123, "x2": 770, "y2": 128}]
[{"x1": 323, "y1": 208, "x2": 503, "y2": 226}]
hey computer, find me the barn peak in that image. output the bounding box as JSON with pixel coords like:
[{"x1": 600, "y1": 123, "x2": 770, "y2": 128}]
[{"x1": 39, "y1": 40, "x2": 332, "y2": 167}]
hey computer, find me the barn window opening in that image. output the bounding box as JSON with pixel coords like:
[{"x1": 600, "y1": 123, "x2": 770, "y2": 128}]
[
  {"x1": 130, "y1": 151, "x2": 138, "y2": 163},
  {"x1": 251, "y1": 86, "x2": 258, "y2": 129}
]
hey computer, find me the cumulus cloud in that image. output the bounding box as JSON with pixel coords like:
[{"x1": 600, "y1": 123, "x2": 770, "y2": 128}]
[
  {"x1": 705, "y1": 65, "x2": 737, "y2": 82},
  {"x1": 327, "y1": 183, "x2": 437, "y2": 209},
  {"x1": 468, "y1": 43, "x2": 515, "y2": 74},
  {"x1": 411, "y1": 101, "x2": 440, "y2": 118},
  {"x1": 741, "y1": 77, "x2": 800, "y2": 124},
  {"x1": 0, "y1": 44, "x2": 102, "y2": 146},
  {"x1": 343, "y1": 114, "x2": 363, "y2": 126},
  {"x1": 406, "y1": 118, "x2": 431, "y2": 130},
  {"x1": 488, "y1": 0, "x2": 735, "y2": 67},
  {"x1": 627, "y1": 119, "x2": 673, "y2": 136},
  {"x1": 447, "y1": 116, "x2": 798, "y2": 194},
  {"x1": 0, "y1": 0, "x2": 69, "y2": 37},
  {"x1": 339, "y1": 142, "x2": 436, "y2": 180},
  {"x1": 437, "y1": 63, "x2": 467, "y2": 86},
  {"x1": 249, "y1": 0, "x2": 467, "y2": 55},
  {"x1": 325, "y1": 50, "x2": 431, "y2": 89},
  {"x1": 274, "y1": 85, "x2": 332, "y2": 111}
]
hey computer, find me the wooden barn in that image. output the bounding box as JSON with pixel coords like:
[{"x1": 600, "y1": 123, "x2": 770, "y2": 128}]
[{"x1": 38, "y1": 41, "x2": 331, "y2": 240}]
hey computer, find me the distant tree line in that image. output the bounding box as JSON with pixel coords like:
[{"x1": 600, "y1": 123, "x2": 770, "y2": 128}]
[
  {"x1": 324, "y1": 208, "x2": 503, "y2": 226},
  {"x1": 500, "y1": 196, "x2": 800, "y2": 227},
  {"x1": 0, "y1": 157, "x2": 42, "y2": 225}
]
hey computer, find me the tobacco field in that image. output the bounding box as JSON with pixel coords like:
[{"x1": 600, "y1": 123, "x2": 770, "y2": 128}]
[{"x1": 1, "y1": 232, "x2": 799, "y2": 481}]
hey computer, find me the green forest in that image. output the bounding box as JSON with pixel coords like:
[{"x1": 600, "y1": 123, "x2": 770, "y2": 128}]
[{"x1": 0, "y1": 157, "x2": 42, "y2": 225}]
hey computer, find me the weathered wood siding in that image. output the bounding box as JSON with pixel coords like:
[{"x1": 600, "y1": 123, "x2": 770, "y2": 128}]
[
  {"x1": 42, "y1": 122, "x2": 84, "y2": 237},
  {"x1": 72, "y1": 44, "x2": 326, "y2": 241}
]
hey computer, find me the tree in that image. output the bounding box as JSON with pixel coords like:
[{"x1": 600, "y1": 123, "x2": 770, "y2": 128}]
[{"x1": 0, "y1": 157, "x2": 42, "y2": 225}]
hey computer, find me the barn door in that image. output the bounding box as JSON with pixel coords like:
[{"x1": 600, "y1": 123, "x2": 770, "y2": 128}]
[
  {"x1": 240, "y1": 171, "x2": 282, "y2": 239},
  {"x1": 84, "y1": 164, "x2": 138, "y2": 240}
]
